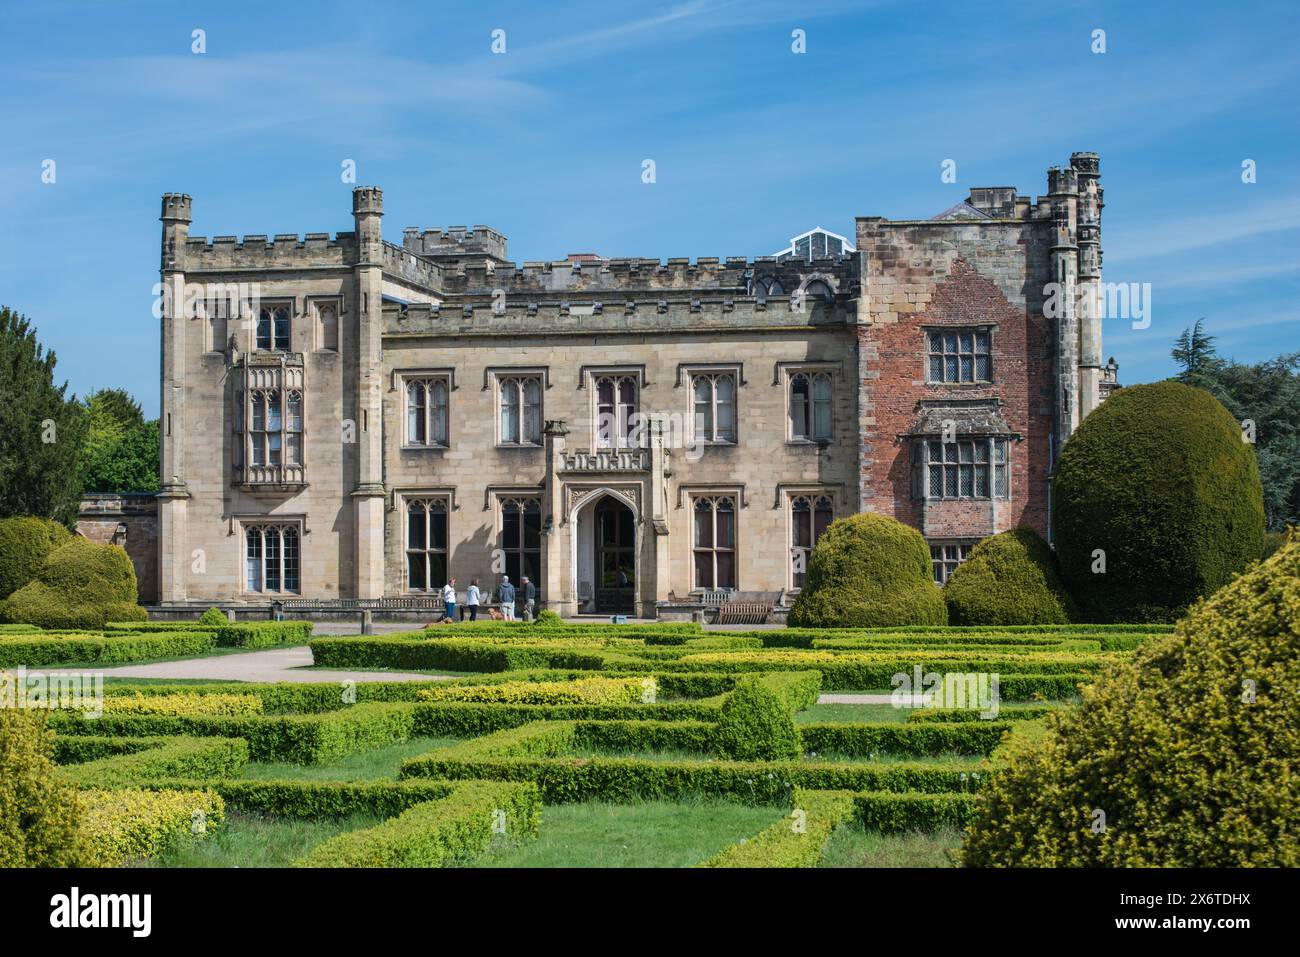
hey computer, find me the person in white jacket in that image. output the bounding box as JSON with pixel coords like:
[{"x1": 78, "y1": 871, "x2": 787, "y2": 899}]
[
  {"x1": 465, "y1": 579, "x2": 481, "y2": 622},
  {"x1": 441, "y1": 578, "x2": 457, "y2": 622}
]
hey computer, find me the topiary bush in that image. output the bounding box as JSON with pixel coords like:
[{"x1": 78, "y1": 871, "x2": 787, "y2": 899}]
[
  {"x1": 0, "y1": 709, "x2": 88, "y2": 866},
  {"x1": 0, "y1": 536, "x2": 146, "y2": 629},
  {"x1": 788, "y1": 512, "x2": 947, "y2": 628},
  {"x1": 1052, "y1": 381, "x2": 1265, "y2": 623},
  {"x1": 943, "y1": 528, "x2": 1074, "y2": 625},
  {"x1": 0, "y1": 516, "x2": 71, "y2": 599},
  {"x1": 961, "y1": 530, "x2": 1300, "y2": 867},
  {"x1": 712, "y1": 676, "x2": 802, "y2": 761},
  {"x1": 198, "y1": 606, "x2": 227, "y2": 626}
]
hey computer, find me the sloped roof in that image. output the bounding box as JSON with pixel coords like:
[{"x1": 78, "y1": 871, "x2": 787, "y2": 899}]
[{"x1": 929, "y1": 201, "x2": 993, "y2": 221}]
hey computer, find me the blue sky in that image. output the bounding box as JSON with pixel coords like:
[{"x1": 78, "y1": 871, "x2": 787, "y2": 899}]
[{"x1": 1, "y1": 0, "x2": 1296, "y2": 417}]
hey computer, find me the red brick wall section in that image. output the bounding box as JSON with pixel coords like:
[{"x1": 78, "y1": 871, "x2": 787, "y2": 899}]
[{"x1": 859, "y1": 255, "x2": 1053, "y2": 540}]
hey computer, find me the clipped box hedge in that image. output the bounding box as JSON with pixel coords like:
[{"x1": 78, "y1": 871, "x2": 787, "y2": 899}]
[
  {"x1": 417, "y1": 676, "x2": 651, "y2": 706},
  {"x1": 852, "y1": 790, "x2": 976, "y2": 833},
  {"x1": 295, "y1": 781, "x2": 541, "y2": 868},
  {"x1": 308, "y1": 636, "x2": 606, "y2": 672},
  {"x1": 58, "y1": 735, "x2": 249, "y2": 785},
  {"x1": 800, "y1": 721, "x2": 1013, "y2": 757},
  {"x1": 79, "y1": 787, "x2": 225, "y2": 867},
  {"x1": 101, "y1": 692, "x2": 263, "y2": 717},
  {"x1": 0, "y1": 630, "x2": 215, "y2": 668},
  {"x1": 134, "y1": 777, "x2": 462, "y2": 820},
  {"x1": 700, "y1": 788, "x2": 857, "y2": 867},
  {"x1": 52, "y1": 702, "x2": 416, "y2": 765}
]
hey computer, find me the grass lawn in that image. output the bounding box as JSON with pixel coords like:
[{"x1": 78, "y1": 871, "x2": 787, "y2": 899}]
[
  {"x1": 144, "y1": 811, "x2": 382, "y2": 868},
  {"x1": 475, "y1": 799, "x2": 785, "y2": 868},
  {"x1": 239, "y1": 736, "x2": 465, "y2": 781},
  {"x1": 796, "y1": 702, "x2": 910, "y2": 724},
  {"x1": 818, "y1": 824, "x2": 964, "y2": 868}
]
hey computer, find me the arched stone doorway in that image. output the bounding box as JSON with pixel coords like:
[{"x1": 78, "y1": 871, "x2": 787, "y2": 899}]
[{"x1": 571, "y1": 490, "x2": 638, "y2": 614}]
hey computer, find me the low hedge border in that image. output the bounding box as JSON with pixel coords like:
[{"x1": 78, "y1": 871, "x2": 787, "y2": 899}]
[
  {"x1": 0, "y1": 631, "x2": 215, "y2": 668},
  {"x1": 906, "y1": 705, "x2": 1062, "y2": 724},
  {"x1": 127, "y1": 777, "x2": 463, "y2": 820},
  {"x1": 58, "y1": 736, "x2": 249, "y2": 785},
  {"x1": 799, "y1": 721, "x2": 1012, "y2": 757},
  {"x1": 54, "y1": 734, "x2": 172, "y2": 764},
  {"x1": 852, "y1": 790, "x2": 976, "y2": 832},
  {"x1": 700, "y1": 788, "x2": 857, "y2": 867},
  {"x1": 398, "y1": 754, "x2": 979, "y2": 804},
  {"x1": 51, "y1": 702, "x2": 416, "y2": 765},
  {"x1": 411, "y1": 699, "x2": 723, "y2": 737},
  {"x1": 295, "y1": 781, "x2": 541, "y2": 868},
  {"x1": 308, "y1": 636, "x2": 607, "y2": 672}
]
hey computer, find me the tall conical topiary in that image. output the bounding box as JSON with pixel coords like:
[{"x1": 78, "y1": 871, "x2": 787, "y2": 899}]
[
  {"x1": 788, "y1": 512, "x2": 947, "y2": 628},
  {"x1": 961, "y1": 531, "x2": 1300, "y2": 867},
  {"x1": 1052, "y1": 381, "x2": 1265, "y2": 622},
  {"x1": 943, "y1": 527, "x2": 1074, "y2": 625}
]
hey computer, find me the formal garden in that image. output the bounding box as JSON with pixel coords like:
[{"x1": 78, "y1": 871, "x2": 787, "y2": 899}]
[{"x1": 1, "y1": 381, "x2": 1296, "y2": 868}]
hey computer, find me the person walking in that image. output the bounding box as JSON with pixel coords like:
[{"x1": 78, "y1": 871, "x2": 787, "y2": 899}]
[
  {"x1": 466, "y1": 579, "x2": 481, "y2": 622},
  {"x1": 498, "y1": 575, "x2": 516, "y2": 621},
  {"x1": 441, "y1": 578, "x2": 458, "y2": 623},
  {"x1": 521, "y1": 575, "x2": 537, "y2": 621}
]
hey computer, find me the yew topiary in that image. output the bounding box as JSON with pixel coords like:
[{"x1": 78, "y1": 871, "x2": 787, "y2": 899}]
[
  {"x1": 961, "y1": 531, "x2": 1300, "y2": 867},
  {"x1": 1052, "y1": 381, "x2": 1265, "y2": 622},
  {"x1": 943, "y1": 528, "x2": 1074, "y2": 625},
  {"x1": 788, "y1": 512, "x2": 947, "y2": 628},
  {"x1": 0, "y1": 536, "x2": 145, "y2": 629},
  {"x1": 0, "y1": 516, "x2": 71, "y2": 599},
  {"x1": 713, "y1": 677, "x2": 802, "y2": 761}
]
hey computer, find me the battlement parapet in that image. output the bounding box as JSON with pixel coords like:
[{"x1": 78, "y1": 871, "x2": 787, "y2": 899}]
[
  {"x1": 383, "y1": 287, "x2": 852, "y2": 339},
  {"x1": 179, "y1": 231, "x2": 357, "y2": 272}
]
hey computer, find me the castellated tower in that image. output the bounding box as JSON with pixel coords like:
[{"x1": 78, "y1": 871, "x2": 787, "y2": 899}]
[{"x1": 351, "y1": 186, "x2": 386, "y2": 598}]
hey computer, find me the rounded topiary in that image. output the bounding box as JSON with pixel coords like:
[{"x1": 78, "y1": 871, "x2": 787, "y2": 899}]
[
  {"x1": 943, "y1": 527, "x2": 1074, "y2": 625},
  {"x1": 0, "y1": 517, "x2": 71, "y2": 600},
  {"x1": 961, "y1": 530, "x2": 1300, "y2": 867},
  {"x1": 713, "y1": 677, "x2": 801, "y2": 761},
  {"x1": 198, "y1": 607, "x2": 228, "y2": 627},
  {"x1": 0, "y1": 537, "x2": 146, "y2": 629},
  {"x1": 1052, "y1": 381, "x2": 1265, "y2": 623},
  {"x1": 788, "y1": 512, "x2": 947, "y2": 628},
  {"x1": 533, "y1": 609, "x2": 562, "y2": 627},
  {"x1": 0, "y1": 709, "x2": 88, "y2": 867}
]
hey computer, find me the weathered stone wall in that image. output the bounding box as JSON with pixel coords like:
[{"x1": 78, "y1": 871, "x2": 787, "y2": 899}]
[{"x1": 77, "y1": 494, "x2": 159, "y2": 603}]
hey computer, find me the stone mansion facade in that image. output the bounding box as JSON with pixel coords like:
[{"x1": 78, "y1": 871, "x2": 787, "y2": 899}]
[{"x1": 144, "y1": 152, "x2": 1112, "y2": 617}]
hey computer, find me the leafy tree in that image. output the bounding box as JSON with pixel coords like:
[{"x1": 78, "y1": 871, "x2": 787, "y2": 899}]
[
  {"x1": 78, "y1": 389, "x2": 159, "y2": 494},
  {"x1": 1170, "y1": 321, "x2": 1300, "y2": 530},
  {"x1": 0, "y1": 307, "x2": 87, "y2": 523}
]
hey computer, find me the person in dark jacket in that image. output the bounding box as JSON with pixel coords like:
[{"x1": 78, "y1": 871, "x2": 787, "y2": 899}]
[
  {"x1": 521, "y1": 576, "x2": 537, "y2": 621},
  {"x1": 498, "y1": 576, "x2": 517, "y2": 621}
]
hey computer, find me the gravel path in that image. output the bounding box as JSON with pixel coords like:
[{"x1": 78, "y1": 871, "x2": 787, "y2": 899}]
[{"x1": 43, "y1": 646, "x2": 450, "y2": 685}]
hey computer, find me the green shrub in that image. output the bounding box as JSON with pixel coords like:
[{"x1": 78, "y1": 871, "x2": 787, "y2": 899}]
[
  {"x1": 853, "y1": 791, "x2": 975, "y2": 833},
  {"x1": 79, "y1": 787, "x2": 224, "y2": 867},
  {"x1": 533, "y1": 609, "x2": 563, "y2": 627},
  {"x1": 101, "y1": 693, "x2": 263, "y2": 717},
  {"x1": 213, "y1": 621, "x2": 312, "y2": 648},
  {"x1": 799, "y1": 721, "x2": 1012, "y2": 757},
  {"x1": 961, "y1": 532, "x2": 1300, "y2": 867},
  {"x1": 198, "y1": 607, "x2": 227, "y2": 626},
  {"x1": 417, "y1": 676, "x2": 651, "y2": 706},
  {"x1": 53, "y1": 702, "x2": 416, "y2": 765},
  {"x1": 788, "y1": 513, "x2": 947, "y2": 628},
  {"x1": 712, "y1": 677, "x2": 801, "y2": 761},
  {"x1": 134, "y1": 778, "x2": 459, "y2": 820},
  {"x1": 0, "y1": 709, "x2": 88, "y2": 866},
  {"x1": 296, "y1": 781, "x2": 541, "y2": 867},
  {"x1": 1052, "y1": 381, "x2": 1266, "y2": 622},
  {"x1": 1262, "y1": 530, "x2": 1287, "y2": 560},
  {"x1": 58, "y1": 736, "x2": 249, "y2": 786},
  {"x1": 701, "y1": 789, "x2": 856, "y2": 867},
  {"x1": 943, "y1": 528, "x2": 1075, "y2": 625},
  {"x1": 0, "y1": 516, "x2": 70, "y2": 599},
  {"x1": 0, "y1": 537, "x2": 146, "y2": 629},
  {"x1": 0, "y1": 630, "x2": 214, "y2": 668}
]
